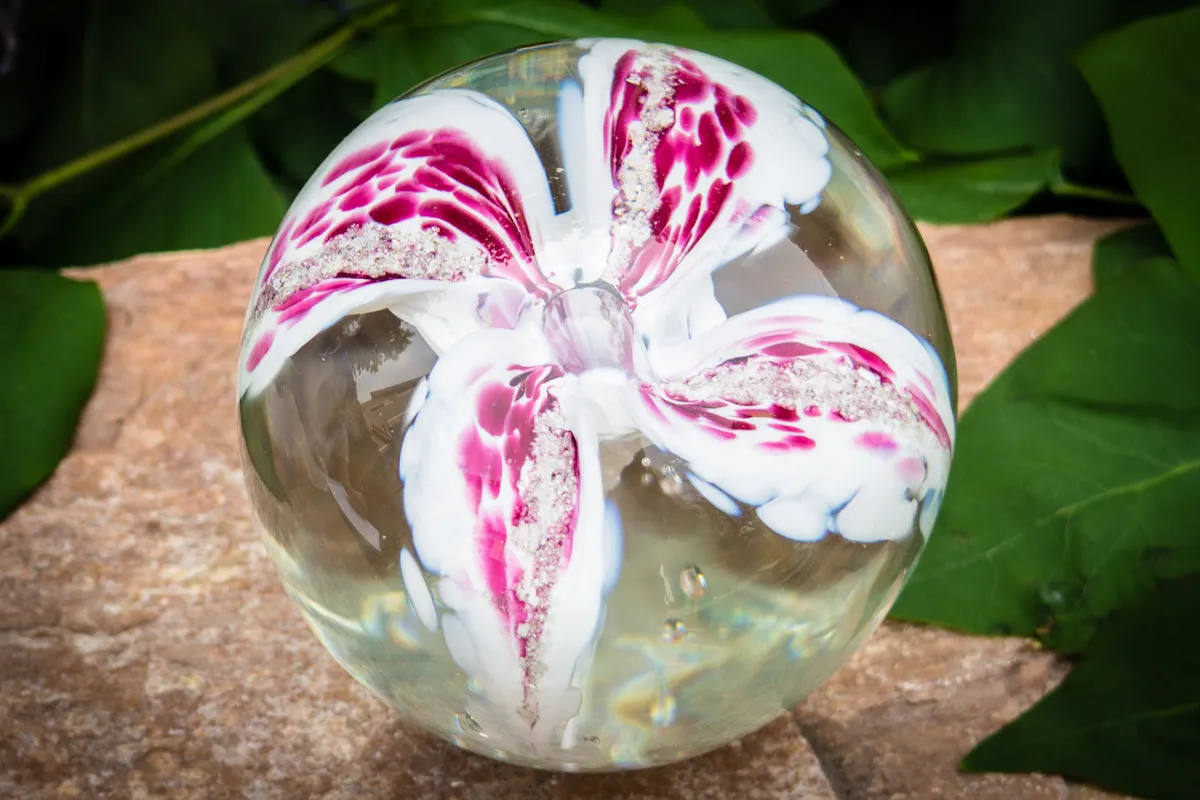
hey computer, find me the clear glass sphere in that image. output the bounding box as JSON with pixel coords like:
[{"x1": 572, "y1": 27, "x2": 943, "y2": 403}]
[{"x1": 237, "y1": 39, "x2": 956, "y2": 771}]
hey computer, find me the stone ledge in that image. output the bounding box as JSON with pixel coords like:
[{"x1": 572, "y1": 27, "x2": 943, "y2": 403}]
[{"x1": 0, "y1": 217, "x2": 1127, "y2": 799}]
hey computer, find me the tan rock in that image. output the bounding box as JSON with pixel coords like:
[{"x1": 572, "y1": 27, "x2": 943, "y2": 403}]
[
  {"x1": 0, "y1": 217, "x2": 1128, "y2": 799},
  {"x1": 927, "y1": 215, "x2": 1123, "y2": 409}
]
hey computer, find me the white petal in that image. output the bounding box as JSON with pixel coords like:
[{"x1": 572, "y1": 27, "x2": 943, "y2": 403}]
[
  {"x1": 238, "y1": 276, "x2": 523, "y2": 397},
  {"x1": 398, "y1": 327, "x2": 612, "y2": 746},
  {"x1": 552, "y1": 78, "x2": 612, "y2": 287},
  {"x1": 633, "y1": 294, "x2": 953, "y2": 543},
  {"x1": 835, "y1": 466, "x2": 919, "y2": 544},
  {"x1": 687, "y1": 472, "x2": 741, "y2": 517},
  {"x1": 261, "y1": 89, "x2": 556, "y2": 291},
  {"x1": 530, "y1": 395, "x2": 608, "y2": 735},
  {"x1": 240, "y1": 88, "x2": 560, "y2": 395},
  {"x1": 576, "y1": 39, "x2": 833, "y2": 353},
  {"x1": 400, "y1": 547, "x2": 438, "y2": 633},
  {"x1": 756, "y1": 496, "x2": 828, "y2": 542}
]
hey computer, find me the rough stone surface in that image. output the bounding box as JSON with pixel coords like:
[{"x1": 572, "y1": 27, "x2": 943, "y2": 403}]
[{"x1": 0, "y1": 216, "x2": 1128, "y2": 799}]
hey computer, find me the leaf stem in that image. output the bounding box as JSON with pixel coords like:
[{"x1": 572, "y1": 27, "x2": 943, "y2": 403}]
[
  {"x1": 1050, "y1": 180, "x2": 1141, "y2": 206},
  {"x1": 0, "y1": 1, "x2": 403, "y2": 241},
  {"x1": 109, "y1": 41, "x2": 343, "y2": 214}
]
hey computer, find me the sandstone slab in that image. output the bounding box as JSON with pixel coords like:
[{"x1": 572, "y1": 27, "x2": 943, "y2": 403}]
[{"x1": 0, "y1": 216, "x2": 1127, "y2": 799}]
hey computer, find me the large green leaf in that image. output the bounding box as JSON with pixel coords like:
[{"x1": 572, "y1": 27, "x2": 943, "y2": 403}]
[
  {"x1": 887, "y1": 150, "x2": 1059, "y2": 224},
  {"x1": 1092, "y1": 223, "x2": 1171, "y2": 287},
  {"x1": 189, "y1": 0, "x2": 377, "y2": 80},
  {"x1": 599, "y1": 0, "x2": 775, "y2": 30},
  {"x1": 334, "y1": 0, "x2": 703, "y2": 107},
  {"x1": 1078, "y1": 7, "x2": 1200, "y2": 283},
  {"x1": 26, "y1": 0, "x2": 215, "y2": 173},
  {"x1": 880, "y1": 0, "x2": 1190, "y2": 174},
  {"x1": 964, "y1": 575, "x2": 1200, "y2": 800},
  {"x1": 335, "y1": 0, "x2": 912, "y2": 168},
  {"x1": 337, "y1": 20, "x2": 553, "y2": 107},
  {"x1": 892, "y1": 258, "x2": 1200, "y2": 653},
  {"x1": 9, "y1": 0, "x2": 221, "y2": 261},
  {"x1": 250, "y1": 69, "x2": 374, "y2": 195},
  {"x1": 0, "y1": 270, "x2": 105, "y2": 517},
  {"x1": 801, "y1": 0, "x2": 954, "y2": 92},
  {"x1": 760, "y1": 0, "x2": 835, "y2": 28},
  {"x1": 49, "y1": 127, "x2": 288, "y2": 266}
]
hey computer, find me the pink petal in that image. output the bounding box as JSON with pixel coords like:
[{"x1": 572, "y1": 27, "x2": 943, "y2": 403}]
[
  {"x1": 240, "y1": 91, "x2": 559, "y2": 394},
  {"x1": 635, "y1": 295, "x2": 954, "y2": 543},
  {"x1": 578, "y1": 41, "x2": 831, "y2": 316},
  {"x1": 399, "y1": 329, "x2": 609, "y2": 740}
]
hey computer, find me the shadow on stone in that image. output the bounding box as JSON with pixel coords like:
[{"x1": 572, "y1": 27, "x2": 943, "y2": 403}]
[{"x1": 354, "y1": 713, "x2": 834, "y2": 799}]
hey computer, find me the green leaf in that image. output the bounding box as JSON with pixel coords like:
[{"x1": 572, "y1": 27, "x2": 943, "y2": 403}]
[
  {"x1": 190, "y1": 0, "x2": 372, "y2": 80},
  {"x1": 0, "y1": 270, "x2": 105, "y2": 518},
  {"x1": 880, "y1": 0, "x2": 1191, "y2": 173},
  {"x1": 250, "y1": 70, "x2": 374, "y2": 194},
  {"x1": 336, "y1": 0, "x2": 912, "y2": 169},
  {"x1": 887, "y1": 150, "x2": 1060, "y2": 224},
  {"x1": 599, "y1": 0, "x2": 775, "y2": 30},
  {"x1": 964, "y1": 575, "x2": 1200, "y2": 800},
  {"x1": 48, "y1": 127, "x2": 288, "y2": 266},
  {"x1": 10, "y1": 0, "x2": 220, "y2": 256},
  {"x1": 760, "y1": 0, "x2": 834, "y2": 27},
  {"x1": 337, "y1": 20, "x2": 552, "y2": 108},
  {"x1": 1078, "y1": 7, "x2": 1200, "y2": 283},
  {"x1": 892, "y1": 258, "x2": 1200, "y2": 653},
  {"x1": 1092, "y1": 223, "x2": 1171, "y2": 287},
  {"x1": 68, "y1": 0, "x2": 214, "y2": 166},
  {"x1": 800, "y1": 0, "x2": 953, "y2": 92}
]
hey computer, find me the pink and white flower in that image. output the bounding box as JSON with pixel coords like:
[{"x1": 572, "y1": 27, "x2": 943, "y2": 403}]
[{"x1": 239, "y1": 40, "x2": 954, "y2": 749}]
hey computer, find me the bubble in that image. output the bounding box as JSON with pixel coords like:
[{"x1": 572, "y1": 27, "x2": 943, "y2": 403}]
[
  {"x1": 454, "y1": 711, "x2": 485, "y2": 737},
  {"x1": 650, "y1": 687, "x2": 678, "y2": 727},
  {"x1": 658, "y1": 466, "x2": 683, "y2": 496},
  {"x1": 662, "y1": 618, "x2": 687, "y2": 642},
  {"x1": 679, "y1": 566, "x2": 707, "y2": 599}
]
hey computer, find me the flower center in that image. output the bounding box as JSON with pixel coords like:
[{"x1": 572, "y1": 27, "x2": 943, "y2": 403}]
[{"x1": 542, "y1": 283, "x2": 636, "y2": 375}]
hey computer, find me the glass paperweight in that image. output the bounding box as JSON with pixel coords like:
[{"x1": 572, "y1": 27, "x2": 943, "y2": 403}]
[{"x1": 237, "y1": 39, "x2": 956, "y2": 771}]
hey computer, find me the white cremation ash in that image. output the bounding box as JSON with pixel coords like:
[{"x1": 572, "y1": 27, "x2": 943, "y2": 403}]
[
  {"x1": 254, "y1": 222, "x2": 488, "y2": 318},
  {"x1": 511, "y1": 403, "x2": 579, "y2": 722},
  {"x1": 606, "y1": 47, "x2": 678, "y2": 277},
  {"x1": 670, "y1": 353, "x2": 938, "y2": 443}
]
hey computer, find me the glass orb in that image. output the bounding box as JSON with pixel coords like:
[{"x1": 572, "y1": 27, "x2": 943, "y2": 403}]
[{"x1": 237, "y1": 39, "x2": 956, "y2": 771}]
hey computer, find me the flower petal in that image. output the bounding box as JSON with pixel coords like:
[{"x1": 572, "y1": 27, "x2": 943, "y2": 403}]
[
  {"x1": 398, "y1": 327, "x2": 610, "y2": 745},
  {"x1": 634, "y1": 295, "x2": 954, "y2": 543},
  {"x1": 238, "y1": 275, "x2": 526, "y2": 397},
  {"x1": 239, "y1": 89, "x2": 558, "y2": 395},
  {"x1": 577, "y1": 40, "x2": 832, "y2": 338}
]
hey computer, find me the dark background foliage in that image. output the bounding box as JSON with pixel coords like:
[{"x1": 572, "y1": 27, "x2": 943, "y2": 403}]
[
  {"x1": 0, "y1": 0, "x2": 1178, "y2": 269},
  {"x1": 1, "y1": 1, "x2": 1198, "y2": 797}
]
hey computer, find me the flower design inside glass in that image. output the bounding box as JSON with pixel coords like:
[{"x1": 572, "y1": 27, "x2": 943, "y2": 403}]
[{"x1": 238, "y1": 38, "x2": 956, "y2": 771}]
